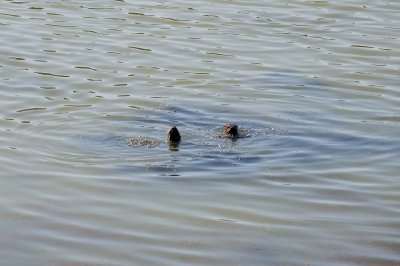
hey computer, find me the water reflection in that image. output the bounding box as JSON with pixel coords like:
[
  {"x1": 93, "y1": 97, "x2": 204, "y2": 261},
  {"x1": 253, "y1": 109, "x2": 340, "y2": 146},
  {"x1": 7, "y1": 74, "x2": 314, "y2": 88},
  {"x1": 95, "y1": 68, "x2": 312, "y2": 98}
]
[{"x1": 168, "y1": 141, "x2": 180, "y2": 151}]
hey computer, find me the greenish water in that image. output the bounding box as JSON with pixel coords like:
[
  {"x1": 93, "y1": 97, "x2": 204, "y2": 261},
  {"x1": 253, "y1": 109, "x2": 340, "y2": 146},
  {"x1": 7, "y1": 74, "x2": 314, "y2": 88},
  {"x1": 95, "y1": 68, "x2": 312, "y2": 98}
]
[{"x1": 1, "y1": 1, "x2": 399, "y2": 265}]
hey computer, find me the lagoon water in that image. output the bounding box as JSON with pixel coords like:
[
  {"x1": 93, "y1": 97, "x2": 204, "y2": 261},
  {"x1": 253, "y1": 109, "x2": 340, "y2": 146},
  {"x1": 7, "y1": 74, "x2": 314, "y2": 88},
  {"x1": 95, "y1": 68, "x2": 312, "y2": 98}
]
[{"x1": 1, "y1": 1, "x2": 399, "y2": 265}]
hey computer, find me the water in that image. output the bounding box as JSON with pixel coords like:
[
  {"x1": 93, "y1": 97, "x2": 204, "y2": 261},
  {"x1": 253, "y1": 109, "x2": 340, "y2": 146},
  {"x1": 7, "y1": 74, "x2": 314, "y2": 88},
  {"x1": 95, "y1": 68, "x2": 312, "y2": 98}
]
[{"x1": 1, "y1": 1, "x2": 399, "y2": 265}]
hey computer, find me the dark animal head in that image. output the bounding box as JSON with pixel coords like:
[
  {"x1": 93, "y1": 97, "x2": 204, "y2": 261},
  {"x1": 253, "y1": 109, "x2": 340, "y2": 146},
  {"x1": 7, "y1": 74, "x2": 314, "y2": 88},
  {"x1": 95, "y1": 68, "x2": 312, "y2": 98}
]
[
  {"x1": 223, "y1": 124, "x2": 239, "y2": 137},
  {"x1": 167, "y1": 126, "x2": 181, "y2": 143}
]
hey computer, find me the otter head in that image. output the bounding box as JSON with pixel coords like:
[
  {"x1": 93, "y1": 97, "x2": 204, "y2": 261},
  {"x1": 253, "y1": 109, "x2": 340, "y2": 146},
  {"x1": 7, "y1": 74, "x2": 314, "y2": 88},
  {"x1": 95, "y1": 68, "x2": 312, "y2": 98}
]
[
  {"x1": 223, "y1": 124, "x2": 239, "y2": 138},
  {"x1": 167, "y1": 126, "x2": 181, "y2": 143}
]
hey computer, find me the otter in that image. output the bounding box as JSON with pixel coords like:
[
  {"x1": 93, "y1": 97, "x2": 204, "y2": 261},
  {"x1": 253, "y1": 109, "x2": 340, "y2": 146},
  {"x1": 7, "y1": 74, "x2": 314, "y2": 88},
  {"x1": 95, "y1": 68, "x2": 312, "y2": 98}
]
[
  {"x1": 167, "y1": 126, "x2": 181, "y2": 143},
  {"x1": 128, "y1": 124, "x2": 245, "y2": 149},
  {"x1": 223, "y1": 124, "x2": 239, "y2": 138},
  {"x1": 127, "y1": 126, "x2": 180, "y2": 149}
]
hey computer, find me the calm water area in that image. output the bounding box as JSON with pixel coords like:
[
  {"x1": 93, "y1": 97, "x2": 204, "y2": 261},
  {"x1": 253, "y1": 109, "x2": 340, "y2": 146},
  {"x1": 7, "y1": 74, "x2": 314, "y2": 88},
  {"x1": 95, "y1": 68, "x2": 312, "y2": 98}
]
[{"x1": 1, "y1": 1, "x2": 399, "y2": 265}]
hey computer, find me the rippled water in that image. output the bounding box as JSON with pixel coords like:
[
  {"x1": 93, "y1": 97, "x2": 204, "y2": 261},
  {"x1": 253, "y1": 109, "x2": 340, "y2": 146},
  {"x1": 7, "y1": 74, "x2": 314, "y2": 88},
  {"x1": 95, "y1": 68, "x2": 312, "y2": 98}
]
[{"x1": 1, "y1": 1, "x2": 399, "y2": 265}]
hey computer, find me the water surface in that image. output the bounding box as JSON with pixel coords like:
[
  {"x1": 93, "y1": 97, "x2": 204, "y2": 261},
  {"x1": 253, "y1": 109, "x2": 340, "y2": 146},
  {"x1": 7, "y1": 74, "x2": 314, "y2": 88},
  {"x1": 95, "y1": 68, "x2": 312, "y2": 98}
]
[{"x1": 1, "y1": 1, "x2": 399, "y2": 265}]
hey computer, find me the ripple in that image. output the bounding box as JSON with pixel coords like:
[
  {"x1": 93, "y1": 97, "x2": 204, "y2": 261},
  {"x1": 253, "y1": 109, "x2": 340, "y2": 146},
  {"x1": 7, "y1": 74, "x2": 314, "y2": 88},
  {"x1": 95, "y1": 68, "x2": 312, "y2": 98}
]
[
  {"x1": 63, "y1": 104, "x2": 92, "y2": 108},
  {"x1": 34, "y1": 72, "x2": 70, "y2": 78},
  {"x1": 16, "y1": 107, "x2": 47, "y2": 113},
  {"x1": 74, "y1": 66, "x2": 98, "y2": 71},
  {"x1": 128, "y1": 46, "x2": 152, "y2": 52}
]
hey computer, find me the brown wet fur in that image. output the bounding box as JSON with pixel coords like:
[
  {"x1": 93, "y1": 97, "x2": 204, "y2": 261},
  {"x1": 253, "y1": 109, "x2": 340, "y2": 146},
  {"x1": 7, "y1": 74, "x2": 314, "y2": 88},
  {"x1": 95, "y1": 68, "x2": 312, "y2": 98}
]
[
  {"x1": 167, "y1": 126, "x2": 181, "y2": 143},
  {"x1": 223, "y1": 124, "x2": 239, "y2": 138}
]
